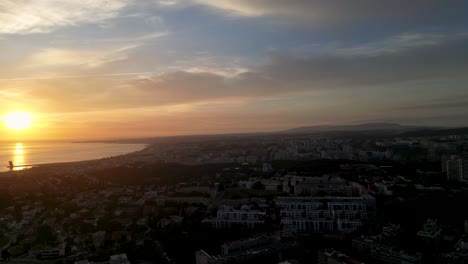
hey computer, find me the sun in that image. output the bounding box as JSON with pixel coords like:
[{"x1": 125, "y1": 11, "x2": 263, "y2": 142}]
[{"x1": 3, "y1": 112, "x2": 33, "y2": 131}]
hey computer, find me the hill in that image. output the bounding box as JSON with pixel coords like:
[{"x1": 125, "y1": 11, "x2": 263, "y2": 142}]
[
  {"x1": 399, "y1": 127, "x2": 468, "y2": 137},
  {"x1": 283, "y1": 123, "x2": 433, "y2": 134}
]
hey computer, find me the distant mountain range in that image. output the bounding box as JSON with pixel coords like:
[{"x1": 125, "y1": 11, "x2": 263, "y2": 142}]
[
  {"x1": 399, "y1": 127, "x2": 468, "y2": 137},
  {"x1": 282, "y1": 123, "x2": 437, "y2": 134},
  {"x1": 78, "y1": 123, "x2": 468, "y2": 144}
]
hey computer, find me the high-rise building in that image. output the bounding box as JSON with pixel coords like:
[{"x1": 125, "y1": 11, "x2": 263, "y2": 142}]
[
  {"x1": 444, "y1": 155, "x2": 468, "y2": 180},
  {"x1": 202, "y1": 205, "x2": 266, "y2": 229},
  {"x1": 459, "y1": 157, "x2": 468, "y2": 179},
  {"x1": 278, "y1": 195, "x2": 375, "y2": 235}
]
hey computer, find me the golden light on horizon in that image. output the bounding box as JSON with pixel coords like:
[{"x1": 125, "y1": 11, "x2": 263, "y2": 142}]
[{"x1": 3, "y1": 112, "x2": 33, "y2": 131}]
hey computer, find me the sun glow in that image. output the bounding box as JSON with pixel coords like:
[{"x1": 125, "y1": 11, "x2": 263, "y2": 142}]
[{"x1": 3, "y1": 112, "x2": 33, "y2": 130}]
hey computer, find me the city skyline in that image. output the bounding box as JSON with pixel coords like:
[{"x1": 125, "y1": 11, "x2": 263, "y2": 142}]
[{"x1": 1, "y1": 0, "x2": 468, "y2": 140}]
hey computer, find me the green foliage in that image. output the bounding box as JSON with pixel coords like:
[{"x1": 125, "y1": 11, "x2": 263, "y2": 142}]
[
  {"x1": 90, "y1": 163, "x2": 235, "y2": 186},
  {"x1": 0, "y1": 233, "x2": 9, "y2": 249},
  {"x1": 272, "y1": 159, "x2": 342, "y2": 174},
  {"x1": 1, "y1": 250, "x2": 11, "y2": 260},
  {"x1": 251, "y1": 181, "x2": 265, "y2": 190},
  {"x1": 0, "y1": 193, "x2": 13, "y2": 210},
  {"x1": 389, "y1": 145, "x2": 428, "y2": 161},
  {"x1": 79, "y1": 222, "x2": 96, "y2": 233},
  {"x1": 36, "y1": 224, "x2": 57, "y2": 245},
  {"x1": 224, "y1": 189, "x2": 286, "y2": 199}
]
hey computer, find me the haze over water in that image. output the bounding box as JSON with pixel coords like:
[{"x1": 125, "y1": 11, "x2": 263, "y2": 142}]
[{"x1": 0, "y1": 142, "x2": 146, "y2": 172}]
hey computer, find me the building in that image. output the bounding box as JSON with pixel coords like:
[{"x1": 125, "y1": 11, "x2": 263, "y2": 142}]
[
  {"x1": 353, "y1": 237, "x2": 421, "y2": 264},
  {"x1": 92, "y1": 231, "x2": 106, "y2": 248},
  {"x1": 292, "y1": 176, "x2": 360, "y2": 196},
  {"x1": 29, "y1": 243, "x2": 66, "y2": 259},
  {"x1": 75, "y1": 254, "x2": 131, "y2": 264},
  {"x1": 440, "y1": 237, "x2": 468, "y2": 263},
  {"x1": 75, "y1": 261, "x2": 90, "y2": 264},
  {"x1": 459, "y1": 157, "x2": 468, "y2": 179},
  {"x1": 277, "y1": 195, "x2": 375, "y2": 235},
  {"x1": 417, "y1": 219, "x2": 442, "y2": 262},
  {"x1": 318, "y1": 249, "x2": 362, "y2": 264},
  {"x1": 110, "y1": 254, "x2": 131, "y2": 264},
  {"x1": 417, "y1": 219, "x2": 441, "y2": 239},
  {"x1": 443, "y1": 155, "x2": 468, "y2": 180},
  {"x1": 196, "y1": 236, "x2": 297, "y2": 264},
  {"x1": 202, "y1": 205, "x2": 266, "y2": 229},
  {"x1": 261, "y1": 179, "x2": 282, "y2": 191},
  {"x1": 262, "y1": 163, "x2": 273, "y2": 173}
]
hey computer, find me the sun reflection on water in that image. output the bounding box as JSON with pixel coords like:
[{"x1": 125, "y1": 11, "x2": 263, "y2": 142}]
[{"x1": 13, "y1": 143, "x2": 26, "y2": 170}]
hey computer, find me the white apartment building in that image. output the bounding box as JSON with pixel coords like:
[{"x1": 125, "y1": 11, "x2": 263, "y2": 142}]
[
  {"x1": 203, "y1": 206, "x2": 266, "y2": 229},
  {"x1": 278, "y1": 196, "x2": 374, "y2": 234}
]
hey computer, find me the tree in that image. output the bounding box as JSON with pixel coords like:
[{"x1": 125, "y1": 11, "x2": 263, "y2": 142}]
[
  {"x1": 252, "y1": 181, "x2": 265, "y2": 190},
  {"x1": 1, "y1": 250, "x2": 11, "y2": 260},
  {"x1": 0, "y1": 193, "x2": 13, "y2": 210},
  {"x1": 36, "y1": 225, "x2": 57, "y2": 245}
]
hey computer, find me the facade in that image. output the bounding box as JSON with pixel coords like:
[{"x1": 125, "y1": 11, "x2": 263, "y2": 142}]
[
  {"x1": 444, "y1": 155, "x2": 468, "y2": 180},
  {"x1": 353, "y1": 238, "x2": 421, "y2": 264},
  {"x1": 440, "y1": 237, "x2": 468, "y2": 263},
  {"x1": 460, "y1": 157, "x2": 468, "y2": 179},
  {"x1": 196, "y1": 236, "x2": 297, "y2": 264},
  {"x1": 75, "y1": 254, "x2": 131, "y2": 264},
  {"x1": 277, "y1": 195, "x2": 374, "y2": 234},
  {"x1": 318, "y1": 249, "x2": 362, "y2": 264},
  {"x1": 110, "y1": 254, "x2": 131, "y2": 264},
  {"x1": 292, "y1": 176, "x2": 359, "y2": 196},
  {"x1": 417, "y1": 219, "x2": 441, "y2": 239},
  {"x1": 261, "y1": 179, "x2": 282, "y2": 191},
  {"x1": 203, "y1": 206, "x2": 266, "y2": 229},
  {"x1": 29, "y1": 243, "x2": 66, "y2": 259}
]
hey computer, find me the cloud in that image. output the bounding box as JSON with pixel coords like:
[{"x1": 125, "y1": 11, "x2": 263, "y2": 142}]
[
  {"x1": 334, "y1": 33, "x2": 462, "y2": 57},
  {"x1": 119, "y1": 32, "x2": 468, "y2": 105},
  {"x1": 28, "y1": 44, "x2": 140, "y2": 68},
  {"x1": 155, "y1": 0, "x2": 181, "y2": 7},
  {"x1": 160, "y1": 0, "x2": 467, "y2": 29},
  {"x1": 95, "y1": 31, "x2": 168, "y2": 43},
  {"x1": 0, "y1": 72, "x2": 153, "y2": 82},
  {"x1": 0, "y1": 0, "x2": 133, "y2": 34},
  {"x1": 397, "y1": 96, "x2": 468, "y2": 111},
  {"x1": 6, "y1": 31, "x2": 468, "y2": 116}
]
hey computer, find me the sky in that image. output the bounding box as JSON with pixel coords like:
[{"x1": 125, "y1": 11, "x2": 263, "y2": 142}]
[{"x1": 1, "y1": 0, "x2": 468, "y2": 140}]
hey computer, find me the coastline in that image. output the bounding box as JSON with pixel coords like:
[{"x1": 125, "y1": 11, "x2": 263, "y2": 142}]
[{"x1": 0, "y1": 142, "x2": 150, "y2": 175}]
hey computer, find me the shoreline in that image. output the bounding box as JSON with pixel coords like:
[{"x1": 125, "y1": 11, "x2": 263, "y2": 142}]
[{"x1": 0, "y1": 143, "x2": 150, "y2": 175}]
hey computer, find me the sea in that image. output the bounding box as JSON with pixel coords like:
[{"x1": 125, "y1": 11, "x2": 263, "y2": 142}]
[{"x1": 0, "y1": 141, "x2": 146, "y2": 172}]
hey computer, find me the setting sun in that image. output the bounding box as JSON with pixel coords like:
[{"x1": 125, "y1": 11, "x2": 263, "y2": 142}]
[{"x1": 3, "y1": 112, "x2": 33, "y2": 130}]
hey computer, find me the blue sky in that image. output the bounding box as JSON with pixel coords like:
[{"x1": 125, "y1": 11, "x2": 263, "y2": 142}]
[{"x1": 1, "y1": 0, "x2": 468, "y2": 139}]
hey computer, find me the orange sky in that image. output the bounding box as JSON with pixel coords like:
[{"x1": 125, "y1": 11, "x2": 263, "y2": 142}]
[{"x1": 1, "y1": 1, "x2": 467, "y2": 141}]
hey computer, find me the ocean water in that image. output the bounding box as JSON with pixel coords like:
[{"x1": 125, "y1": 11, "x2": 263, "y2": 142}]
[{"x1": 0, "y1": 142, "x2": 146, "y2": 172}]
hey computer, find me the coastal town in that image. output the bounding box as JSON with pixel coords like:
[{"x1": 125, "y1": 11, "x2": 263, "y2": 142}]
[{"x1": 0, "y1": 127, "x2": 467, "y2": 263}]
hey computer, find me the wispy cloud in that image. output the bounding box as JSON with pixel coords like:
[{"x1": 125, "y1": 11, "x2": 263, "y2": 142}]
[
  {"x1": 5, "y1": 32, "x2": 468, "y2": 110},
  {"x1": 0, "y1": 72, "x2": 153, "y2": 82},
  {"x1": 0, "y1": 0, "x2": 134, "y2": 34},
  {"x1": 334, "y1": 32, "x2": 466, "y2": 56},
  {"x1": 1, "y1": 0, "x2": 468, "y2": 137},
  {"x1": 155, "y1": 0, "x2": 185, "y2": 7},
  {"x1": 95, "y1": 31, "x2": 168, "y2": 43},
  {"x1": 161, "y1": 0, "x2": 467, "y2": 26},
  {"x1": 27, "y1": 44, "x2": 141, "y2": 68},
  {"x1": 397, "y1": 96, "x2": 468, "y2": 111}
]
